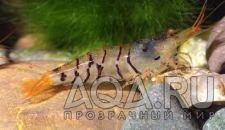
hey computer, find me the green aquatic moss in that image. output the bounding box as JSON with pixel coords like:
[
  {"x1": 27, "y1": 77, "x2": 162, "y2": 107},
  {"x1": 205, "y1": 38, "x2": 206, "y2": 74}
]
[{"x1": 21, "y1": 0, "x2": 196, "y2": 56}]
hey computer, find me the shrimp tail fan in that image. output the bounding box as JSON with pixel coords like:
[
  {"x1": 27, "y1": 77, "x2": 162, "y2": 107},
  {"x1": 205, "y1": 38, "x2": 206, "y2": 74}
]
[{"x1": 21, "y1": 73, "x2": 52, "y2": 97}]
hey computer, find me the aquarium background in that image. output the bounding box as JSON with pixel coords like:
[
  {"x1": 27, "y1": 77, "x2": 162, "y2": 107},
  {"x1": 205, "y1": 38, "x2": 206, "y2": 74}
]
[
  {"x1": 1, "y1": 0, "x2": 225, "y2": 56},
  {"x1": 19, "y1": 0, "x2": 197, "y2": 56}
]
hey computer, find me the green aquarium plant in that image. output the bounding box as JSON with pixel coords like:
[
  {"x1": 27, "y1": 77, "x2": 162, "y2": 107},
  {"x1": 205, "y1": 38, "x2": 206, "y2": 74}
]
[{"x1": 20, "y1": 0, "x2": 196, "y2": 56}]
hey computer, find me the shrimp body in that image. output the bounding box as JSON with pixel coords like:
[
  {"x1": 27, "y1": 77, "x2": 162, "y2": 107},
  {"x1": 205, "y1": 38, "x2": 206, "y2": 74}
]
[
  {"x1": 22, "y1": 36, "x2": 181, "y2": 97},
  {"x1": 52, "y1": 38, "x2": 177, "y2": 84}
]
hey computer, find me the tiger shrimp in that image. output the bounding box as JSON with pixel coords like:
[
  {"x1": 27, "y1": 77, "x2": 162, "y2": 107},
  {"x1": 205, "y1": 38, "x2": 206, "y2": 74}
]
[{"x1": 21, "y1": 1, "x2": 207, "y2": 98}]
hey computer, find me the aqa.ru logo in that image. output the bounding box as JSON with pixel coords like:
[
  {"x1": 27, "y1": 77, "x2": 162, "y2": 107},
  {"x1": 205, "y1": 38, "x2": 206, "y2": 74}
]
[{"x1": 64, "y1": 75, "x2": 214, "y2": 109}]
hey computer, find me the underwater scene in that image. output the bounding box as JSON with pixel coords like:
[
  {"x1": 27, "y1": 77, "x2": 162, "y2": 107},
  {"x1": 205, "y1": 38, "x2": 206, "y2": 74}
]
[{"x1": 0, "y1": 0, "x2": 225, "y2": 129}]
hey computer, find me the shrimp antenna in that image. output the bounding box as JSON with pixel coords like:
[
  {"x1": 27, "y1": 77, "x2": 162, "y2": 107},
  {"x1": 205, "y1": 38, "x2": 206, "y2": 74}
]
[
  {"x1": 202, "y1": 0, "x2": 225, "y2": 23},
  {"x1": 0, "y1": 29, "x2": 16, "y2": 44},
  {"x1": 191, "y1": 0, "x2": 208, "y2": 32},
  {"x1": 192, "y1": 0, "x2": 225, "y2": 31}
]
